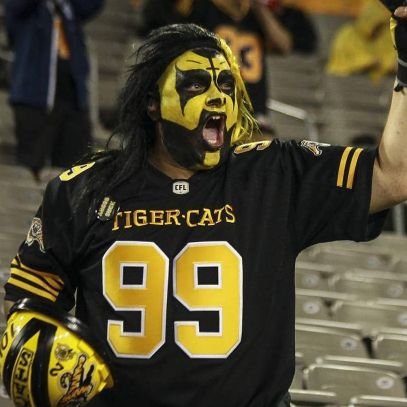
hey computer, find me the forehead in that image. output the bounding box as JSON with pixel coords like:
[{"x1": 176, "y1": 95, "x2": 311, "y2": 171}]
[{"x1": 170, "y1": 49, "x2": 231, "y2": 72}]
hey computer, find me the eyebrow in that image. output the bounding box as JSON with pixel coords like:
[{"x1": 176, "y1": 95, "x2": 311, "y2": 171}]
[
  {"x1": 183, "y1": 58, "x2": 228, "y2": 65},
  {"x1": 178, "y1": 58, "x2": 230, "y2": 72},
  {"x1": 185, "y1": 59, "x2": 204, "y2": 65}
]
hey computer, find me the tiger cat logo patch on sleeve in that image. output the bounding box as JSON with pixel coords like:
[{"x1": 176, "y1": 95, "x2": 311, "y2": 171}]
[
  {"x1": 300, "y1": 140, "x2": 330, "y2": 156},
  {"x1": 25, "y1": 217, "x2": 45, "y2": 253}
]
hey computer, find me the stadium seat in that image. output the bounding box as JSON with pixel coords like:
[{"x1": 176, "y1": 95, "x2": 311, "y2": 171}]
[
  {"x1": 297, "y1": 288, "x2": 357, "y2": 306},
  {"x1": 296, "y1": 295, "x2": 331, "y2": 321},
  {"x1": 349, "y1": 394, "x2": 407, "y2": 406},
  {"x1": 315, "y1": 355, "x2": 404, "y2": 375},
  {"x1": 329, "y1": 271, "x2": 407, "y2": 301},
  {"x1": 393, "y1": 258, "x2": 407, "y2": 274},
  {"x1": 304, "y1": 363, "x2": 407, "y2": 405},
  {"x1": 305, "y1": 233, "x2": 406, "y2": 263},
  {"x1": 289, "y1": 389, "x2": 339, "y2": 406},
  {"x1": 296, "y1": 268, "x2": 331, "y2": 291},
  {"x1": 303, "y1": 245, "x2": 395, "y2": 272},
  {"x1": 295, "y1": 324, "x2": 369, "y2": 366},
  {"x1": 331, "y1": 300, "x2": 407, "y2": 336},
  {"x1": 296, "y1": 261, "x2": 338, "y2": 277},
  {"x1": 372, "y1": 333, "x2": 407, "y2": 375},
  {"x1": 291, "y1": 363, "x2": 305, "y2": 391}
]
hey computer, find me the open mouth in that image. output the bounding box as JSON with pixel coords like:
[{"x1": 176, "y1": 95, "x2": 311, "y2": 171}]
[{"x1": 202, "y1": 115, "x2": 226, "y2": 149}]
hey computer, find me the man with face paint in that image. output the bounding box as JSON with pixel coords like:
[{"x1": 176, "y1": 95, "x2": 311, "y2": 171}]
[
  {"x1": 152, "y1": 48, "x2": 239, "y2": 170},
  {"x1": 2, "y1": 17, "x2": 407, "y2": 407}
]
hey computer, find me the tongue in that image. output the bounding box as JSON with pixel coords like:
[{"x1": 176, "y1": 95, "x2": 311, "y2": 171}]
[{"x1": 203, "y1": 128, "x2": 218, "y2": 145}]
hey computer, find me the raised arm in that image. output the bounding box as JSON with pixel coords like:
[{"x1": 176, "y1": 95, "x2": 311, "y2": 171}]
[
  {"x1": 370, "y1": 4, "x2": 407, "y2": 213},
  {"x1": 250, "y1": 0, "x2": 293, "y2": 54}
]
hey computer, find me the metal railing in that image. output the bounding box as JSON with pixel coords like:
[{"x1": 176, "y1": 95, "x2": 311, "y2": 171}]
[{"x1": 267, "y1": 98, "x2": 319, "y2": 142}]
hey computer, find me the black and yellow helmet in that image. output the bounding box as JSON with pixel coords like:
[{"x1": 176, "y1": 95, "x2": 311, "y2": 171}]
[{"x1": 0, "y1": 298, "x2": 114, "y2": 407}]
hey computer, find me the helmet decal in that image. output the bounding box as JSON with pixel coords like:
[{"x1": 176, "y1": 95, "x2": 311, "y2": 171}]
[
  {"x1": 58, "y1": 354, "x2": 94, "y2": 406},
  {"x1": 54, "y1": 344, "x2": 75, "y2": 362}
]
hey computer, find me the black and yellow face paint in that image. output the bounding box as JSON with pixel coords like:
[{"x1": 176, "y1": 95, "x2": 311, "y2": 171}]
[{"x1": 156, "y1": 48, "x2": 239, "y2": 170}]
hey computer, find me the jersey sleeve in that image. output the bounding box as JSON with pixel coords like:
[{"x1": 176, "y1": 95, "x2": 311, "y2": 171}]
[
  {"x1": 4, "y1": 163, "x2": 94, "y2": 311},
  {"x1": 281, "y1": 140, "x2": 388, "y2": 251}
]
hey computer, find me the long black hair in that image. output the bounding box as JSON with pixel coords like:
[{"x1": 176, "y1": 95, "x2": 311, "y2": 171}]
[{"x1": 75, "y1": 23, "x2": 255, "y2": 212}]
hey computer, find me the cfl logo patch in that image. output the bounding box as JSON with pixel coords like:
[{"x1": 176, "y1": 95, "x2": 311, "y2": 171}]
[{"x1": 172, "y1": 181, "x2": 189, "y2": 195}]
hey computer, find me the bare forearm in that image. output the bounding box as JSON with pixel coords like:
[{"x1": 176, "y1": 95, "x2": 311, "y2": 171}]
[
  {"x1": 371, "y1": 85, "x2": 407, "y2": 212},
  {"x1": 251, "y1": 2, "x2": 292, "y2": 54}
]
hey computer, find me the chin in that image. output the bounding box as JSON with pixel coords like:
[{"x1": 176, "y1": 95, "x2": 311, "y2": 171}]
[{"x1": 200, "y1": 149, "x2": 222, "y2": 169}]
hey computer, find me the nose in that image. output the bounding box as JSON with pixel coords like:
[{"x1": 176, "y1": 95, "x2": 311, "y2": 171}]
[{"x1": 206, "y1": 96, "x2": 226, "y2": 107}]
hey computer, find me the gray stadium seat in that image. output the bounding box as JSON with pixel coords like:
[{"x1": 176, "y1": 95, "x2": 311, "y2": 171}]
[
  {"x1": 291, "y1": 366, "x2": 304, "y2": 391},
  {"x1": 289, "y1": 389, "x2": 339, "y2": 407},
  {"x1": 295, "y1": 261, "x2": 338, "y2": 277},
  {"x1": 304, "y1": 364, "x2": 407, "y2": 405},
  {"x1": 295, "y1": 324, "x2": 368, "y2": 366},
  {"x1": 329, "y1": 271, "x2": 407, "y2": 301},
  {"x1": 304, "y1": 246, "x2": 394, "y2": 272},
  {"x1": 349, "y1": 394, "x2": 407, "y2": 406},
  {"x1": 372, "y1": 333, "x2": 407, "y2": 375},
  {"x1": 331, "y1": 300, "x2": 407, "y2": 336},
  {"x1": 296, "y1": 295, "x2": 331, "y2": 321},
  {"x1": 315, "y1": 355, "x2": 404, "y2": 375},
  {"x1": 296, "y1": 268, "x2": 331, "y2": 291},
  {"x1": 393, "y1": 258, "x2": 407, "y2": 274}
]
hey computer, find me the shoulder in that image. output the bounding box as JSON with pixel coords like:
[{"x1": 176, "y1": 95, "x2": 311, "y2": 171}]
[
  {"x1": 230, "y1": 138, "x2": 372, "y2": 173},
  {"x1": 47, "y1": 161, "x2": 98, "y2": 191},
  {"x1": 43, "y1": 158, "x2": 110, "y2": 213},
  {"x1": 232, "y1": 139, "x2": 275, "y2": 156},
  {"x1": 228, "y1": 139, "x2": 284, "y2": 175},
  {"x1": 230, "y1": 138, "x2": 313, "y2": 163}
]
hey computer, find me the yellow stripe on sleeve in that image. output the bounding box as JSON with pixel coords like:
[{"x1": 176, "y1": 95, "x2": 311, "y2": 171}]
[
  {"x1": 10, "y1": 268, "x2": 60, "y2": 297},
  {"x1": 7, "y1": 277, "x2": 57, "y2": 302},
  {"x1": 16, "y1": 256, "x2": 64, "y2": 285},
  {"x1": 346, "y1": 148, "x2": 363, "y2": 189},
  {"x1": 20, "y1": 267, "x2": 62, "y2": 291},
  {"x1": 337, "y1": 147, "x2": 353, "y2": 188}
]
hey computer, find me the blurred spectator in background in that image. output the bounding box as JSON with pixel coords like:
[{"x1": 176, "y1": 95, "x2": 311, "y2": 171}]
[
  {"x1": 326, "y1": 0, "x2": 396, "y2": 82},
  {"x1": 5, "y1": 0, "x2": 105, "y2": 182},
  {"x1": 137, "y1": 0, "x2": 318, "y2": 138}
]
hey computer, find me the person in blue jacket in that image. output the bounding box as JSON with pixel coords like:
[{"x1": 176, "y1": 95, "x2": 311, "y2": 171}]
[{"x1": 5, "y1": 0, "x2": 105, "y2": 182}]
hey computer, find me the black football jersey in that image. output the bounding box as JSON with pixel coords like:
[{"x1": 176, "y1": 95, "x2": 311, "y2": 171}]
[{"x1": 5, "y1": 139, "x2": 386, "y2": 407}]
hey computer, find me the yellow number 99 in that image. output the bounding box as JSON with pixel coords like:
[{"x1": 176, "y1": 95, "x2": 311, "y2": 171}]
[{"x1": 103, "y1": 241, "x2": 242, "y2": 359}]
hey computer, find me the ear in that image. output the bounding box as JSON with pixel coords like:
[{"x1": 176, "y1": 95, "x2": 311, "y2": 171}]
[{"x1": 147, "y1": 96, "x2": 160, "y2": 121}]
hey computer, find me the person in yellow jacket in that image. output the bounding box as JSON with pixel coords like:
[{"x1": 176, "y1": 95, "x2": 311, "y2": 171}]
[{"x1": 327, "y1": 0, "x2": 396, "y2": 81}]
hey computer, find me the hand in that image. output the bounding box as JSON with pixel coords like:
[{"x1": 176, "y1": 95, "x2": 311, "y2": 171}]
[
  {"x1": 380, "y1": 0, "x2": 407, "y2": 13},
  {"x1": 380, "y1": 1, "x2": 407, "y2": 89},
  {"x1": 392, "y1": 2, "x2": 407, "y2": 58}
]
